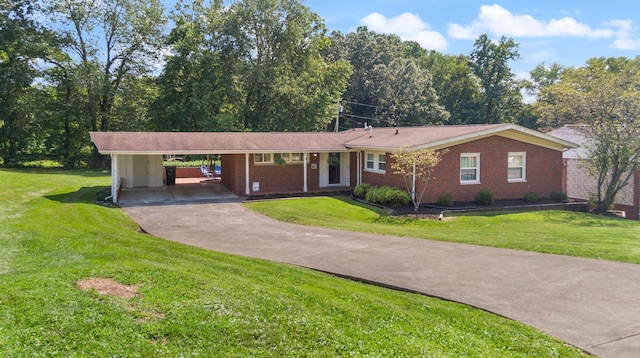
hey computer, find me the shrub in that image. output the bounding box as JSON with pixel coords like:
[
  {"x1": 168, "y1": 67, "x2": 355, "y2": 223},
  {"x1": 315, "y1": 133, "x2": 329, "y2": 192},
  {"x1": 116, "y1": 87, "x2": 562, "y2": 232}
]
[
  {"x1": 436, "y1": 192, "x2": 454, "y2": 207},
  {"x1": 353, "y1": 183, "x2": 372, "y2": 198},
  {"x1": 524, "y1": 191, "x2": 538, "y2": 203},
  {"x1": 550, "y1": 191, "x2": 568, "y2": 202},
  {"x1": 475, "y1": 189, "x2": 494, "y2": 206},
  {"x1": 365, "y1": 186, "x2": 411, "y2": 207}
]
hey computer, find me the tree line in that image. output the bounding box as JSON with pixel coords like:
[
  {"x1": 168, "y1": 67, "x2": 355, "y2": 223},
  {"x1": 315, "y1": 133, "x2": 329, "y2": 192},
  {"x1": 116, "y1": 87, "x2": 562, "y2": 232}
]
[{"x1": 2, "y1": 0, "x2": 640, "y2": 192}]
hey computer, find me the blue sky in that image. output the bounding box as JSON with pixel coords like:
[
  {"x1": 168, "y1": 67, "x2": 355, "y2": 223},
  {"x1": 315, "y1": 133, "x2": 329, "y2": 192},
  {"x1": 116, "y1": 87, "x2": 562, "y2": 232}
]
[{"x1": 302, "y1": 0, "x2": 640, "y2": 76}]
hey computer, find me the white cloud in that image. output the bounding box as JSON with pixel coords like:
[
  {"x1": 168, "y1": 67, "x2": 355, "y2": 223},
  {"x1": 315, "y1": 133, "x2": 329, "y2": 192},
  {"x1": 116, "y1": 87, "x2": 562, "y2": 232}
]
[
  {"x1": 605, "y1": 20, "x2": 640, "y2": 50},
  {"x1": 360, "y1": 12, "x2": 448, "y2": 51},
  {"x1": 448, "y1": 4, "x2": 617, "y2": 40},
  {"x1": 611, "y1": 38, "x2": 640, "y2": 50}
]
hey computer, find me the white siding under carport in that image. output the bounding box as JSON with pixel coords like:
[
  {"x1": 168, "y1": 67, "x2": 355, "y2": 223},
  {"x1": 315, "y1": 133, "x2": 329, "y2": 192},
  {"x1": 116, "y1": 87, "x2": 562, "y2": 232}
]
[{"x1": 111, "y1": 154, "x2": 164, "y2": 201}]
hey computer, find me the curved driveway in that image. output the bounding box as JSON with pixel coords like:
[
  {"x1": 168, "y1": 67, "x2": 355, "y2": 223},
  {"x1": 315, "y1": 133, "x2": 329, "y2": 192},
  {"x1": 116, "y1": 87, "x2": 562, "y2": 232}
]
[{"x1": 123, "y1": 201, "x2": 640, "y2": 358}]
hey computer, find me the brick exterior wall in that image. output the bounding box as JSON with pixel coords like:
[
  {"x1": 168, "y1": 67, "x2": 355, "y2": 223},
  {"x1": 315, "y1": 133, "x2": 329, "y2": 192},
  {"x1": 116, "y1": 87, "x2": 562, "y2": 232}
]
[
  {"x1": 221, "y1": 152, "x2": 357, "y2": 196},
  {"x1": 363, "y1": 135, "x2": 564, "y2": 204},
  {"x1": 221, "y1": 154, "x2": 245, "y2": 195},
  {"x1": 175, "y1": 167, "x2": 204, "y2": 178},
  {"x1": 565, "y1": 158, "x2": 639, "y2": 219}
]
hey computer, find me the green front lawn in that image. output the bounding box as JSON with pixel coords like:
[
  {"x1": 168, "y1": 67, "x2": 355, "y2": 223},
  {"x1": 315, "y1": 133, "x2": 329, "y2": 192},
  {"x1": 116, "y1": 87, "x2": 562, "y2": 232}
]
[
  {"x1": 245, "y1": 196, "x2": 640, "y2": 264},
  {"x1": 0, "y1": 168, "x2": 588, "y2": 356}
]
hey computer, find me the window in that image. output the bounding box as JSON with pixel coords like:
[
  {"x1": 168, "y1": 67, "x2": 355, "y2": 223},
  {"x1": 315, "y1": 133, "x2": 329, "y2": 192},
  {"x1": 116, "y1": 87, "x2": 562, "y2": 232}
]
[
  {"x1": 508, "y1": 152, "x2": 526, "y2": 182},
  {"x1": 256, "y1": 152, "x2": 304, "y2": 164},
  {"x1": 365, "y1": 152, "x2": 386, "y2": 174},
  {"x1": 274, "y1": 153, "x2": 289, "y2": 162},
  {"x1": 460, "y1": 153, "x2": 480, "y2": 184},
  {"x1": 290, "y1": 153, "x2": 303, "y2": 162},
  {"x1": 254, "y1": 153, "x2": 272, "y2": 163},
  {"x1": 378, "y1": 154, "x2": 386, "y2": 171},
  {"x1": 366, "y1": 153, "x2": 375, "y2": 170}
]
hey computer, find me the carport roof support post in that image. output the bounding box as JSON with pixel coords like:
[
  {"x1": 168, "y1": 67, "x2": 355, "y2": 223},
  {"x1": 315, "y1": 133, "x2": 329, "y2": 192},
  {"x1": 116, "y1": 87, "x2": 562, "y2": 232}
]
[{"x1": 112, "y1": 154, "x2": 119, "y2": 203}]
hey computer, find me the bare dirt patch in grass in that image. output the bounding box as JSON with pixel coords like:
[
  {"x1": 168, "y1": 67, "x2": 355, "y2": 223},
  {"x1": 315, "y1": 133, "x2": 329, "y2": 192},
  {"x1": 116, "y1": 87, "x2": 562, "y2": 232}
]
[{"x1": 77, "y1": 277, "x2": 139, "y2": 298}]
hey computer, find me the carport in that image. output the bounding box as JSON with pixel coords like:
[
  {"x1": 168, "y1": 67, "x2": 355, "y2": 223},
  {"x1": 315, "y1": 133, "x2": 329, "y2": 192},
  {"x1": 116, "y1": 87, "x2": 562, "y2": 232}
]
[{"x1": 89, "y1": 132, "x2": 233, "y2": 203}]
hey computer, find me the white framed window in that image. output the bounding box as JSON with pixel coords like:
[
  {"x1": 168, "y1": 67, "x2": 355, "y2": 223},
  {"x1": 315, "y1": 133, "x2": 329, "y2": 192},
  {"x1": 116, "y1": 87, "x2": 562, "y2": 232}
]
[
  {"x1": 378, "y1": 154, "x2": 386, "y2": 171},
  {"x1": 290, "y1": 153, "x2": 303, "y2": 162},
  {"x1": 274, "y1": 153, "x2": 289, "y2": 162},
  {"x1": 254, "y1": 153, "x2": 272, "y2": 163},
  {"x1": 365, "y1": 151, "x2": 386, "y2": 174},
  {"x1": 508, "y1": 152, "x2": 526, "y2": 182},
  {"x1": 256, "y1": 152, "x2": 305, "y2": 165},
  {"x1": 460, "y1": 153, "x2": 480, "y2": 184}
]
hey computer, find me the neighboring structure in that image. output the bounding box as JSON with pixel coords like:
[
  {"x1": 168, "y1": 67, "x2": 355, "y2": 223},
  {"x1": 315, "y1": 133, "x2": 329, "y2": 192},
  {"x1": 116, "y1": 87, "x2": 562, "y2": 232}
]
[
  {"x1": 90, "y1": 124, "x2": 576, "y2": 204},
  {"x1": 548, "y1": 125, "x2": 640, "y2": 219}
]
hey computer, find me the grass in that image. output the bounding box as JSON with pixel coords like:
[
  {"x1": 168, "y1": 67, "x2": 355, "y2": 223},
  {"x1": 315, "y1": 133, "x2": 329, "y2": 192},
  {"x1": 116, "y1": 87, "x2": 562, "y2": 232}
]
[
  {"x1": 0, "y1": 169, "x2": 588, "y2": 357},
  {"x1": 245, "y1": 196, "x2": 640, "y2": 265}
]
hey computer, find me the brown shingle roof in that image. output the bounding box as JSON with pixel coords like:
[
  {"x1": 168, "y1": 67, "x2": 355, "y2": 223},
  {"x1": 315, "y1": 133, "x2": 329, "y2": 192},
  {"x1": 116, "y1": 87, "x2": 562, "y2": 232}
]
[
  {"x1": 89, "y1": 130, "x2": 366, "y2": 154},
  {"x1": 90, "y1": 124, "x2": 576, "y2": 154},
  {"x1": 343, "y1": 124, "x2": 506, "y2": 149}
]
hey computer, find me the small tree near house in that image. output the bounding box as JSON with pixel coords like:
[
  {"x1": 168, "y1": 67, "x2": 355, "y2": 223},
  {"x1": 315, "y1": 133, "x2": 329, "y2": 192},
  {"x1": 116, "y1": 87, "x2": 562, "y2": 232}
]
[{"x1": 390, "y1": 147, "x2": 448, "y2": 212}]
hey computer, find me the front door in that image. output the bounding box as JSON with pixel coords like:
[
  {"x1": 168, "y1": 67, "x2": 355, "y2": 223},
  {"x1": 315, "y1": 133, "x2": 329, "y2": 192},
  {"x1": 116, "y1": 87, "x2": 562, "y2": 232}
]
[{"x1": 328, "y1": 152, "x2": 341, "y2": 185}]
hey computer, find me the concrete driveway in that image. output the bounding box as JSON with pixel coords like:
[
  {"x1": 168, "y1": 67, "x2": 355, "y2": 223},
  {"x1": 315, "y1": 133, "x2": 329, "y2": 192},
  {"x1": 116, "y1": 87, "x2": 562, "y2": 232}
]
[{"x1": 122, "y1": 201, "x2": 640, "y2": 358}]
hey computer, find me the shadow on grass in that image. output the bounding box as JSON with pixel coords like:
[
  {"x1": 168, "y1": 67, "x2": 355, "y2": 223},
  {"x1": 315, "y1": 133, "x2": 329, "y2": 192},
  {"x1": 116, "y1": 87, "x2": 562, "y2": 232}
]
[{"x1": 45, "y1": 186, "x2": 112, "y2": 205}]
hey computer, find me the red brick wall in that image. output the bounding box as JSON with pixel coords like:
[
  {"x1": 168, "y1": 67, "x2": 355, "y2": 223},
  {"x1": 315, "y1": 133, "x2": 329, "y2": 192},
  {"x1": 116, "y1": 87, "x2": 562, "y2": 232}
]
[
  {"x1": 362, "y1": 136, "x2": 564, "y2": 204},
  {"x1": 221, "y1": 154, "x2": 245, "y2": 195},
  {"x1": 175, "y1": 167, "x2": 203, "y2": 178},
  {"x1": 221, "y1": 153, "x2": 356, "y2": 196}
]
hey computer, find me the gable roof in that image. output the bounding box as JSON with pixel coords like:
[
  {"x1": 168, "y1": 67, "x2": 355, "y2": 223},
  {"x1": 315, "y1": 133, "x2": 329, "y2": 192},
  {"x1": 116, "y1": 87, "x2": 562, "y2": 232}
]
[
  {"x1": 546, "y1": 125, "x2": 590, "y2": 159},
  {"x1": 343, "y1": 123, "x2": 576, "y2": 151},
  {"x1": 90, "y1": 124, "x2": 576, "y2": 155}
]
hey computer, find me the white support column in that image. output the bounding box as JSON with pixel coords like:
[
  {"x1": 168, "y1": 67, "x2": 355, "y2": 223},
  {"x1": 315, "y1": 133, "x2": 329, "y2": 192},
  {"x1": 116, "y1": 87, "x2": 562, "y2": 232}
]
[
  {"x1": 111, "y1": 154, "x2": 119, "y2": 203},
  {"x1": 303, "y1": 153, "x2": 308, "y2": 192},
  {"x1": 245, "y1": 153, "x2": 250, "y2": 195},
  {"x1": 357, "y1": 151, "x2": 362, "y2": 185}
]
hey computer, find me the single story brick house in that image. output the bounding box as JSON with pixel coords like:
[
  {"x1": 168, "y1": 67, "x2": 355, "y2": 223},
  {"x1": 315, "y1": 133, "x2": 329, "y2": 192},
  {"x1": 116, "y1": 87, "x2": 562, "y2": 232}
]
[
  {"x1": 90, "y1": 124, "x2": 576, "y2": 204},
  {"x1": 548, "y1": 125, "x2": 640, "y2": 219}
]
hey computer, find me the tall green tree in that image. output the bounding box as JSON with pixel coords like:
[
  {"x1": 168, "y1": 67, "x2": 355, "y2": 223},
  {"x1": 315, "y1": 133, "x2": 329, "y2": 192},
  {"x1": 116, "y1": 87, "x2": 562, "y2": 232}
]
[
  {"x1": 38, "y1": 56, "x2": 94, "y2": 168},
  {"x1": 50, "y1": 0, "x2": 166, "y2": 133},
  {"x1": 422, "y1": 51, "x2": 483, "y2": 124},
  {"x1": 152, "y1": 0, "x2": 240, "y2": 132},
  {"x1": 0, "y1": 0, "x2": 57, "y2": 165},
  {"x1": 221, "y1": 0, "x2": 350, "y2": 131},
  {"x1": 155, "y1": 0, "x2": 349, "y2": 132},
  {"x1": 536, "y1": 57, "x2": 640, "y2": 213},
  {"x1": 469, "y1": 34, "x2": 522, "y2": 124},
  {"x1": 523, "y1": 62, "x2": 565, "y2": 98},
  {"x1": 326, "y1": 27, "x2": 448, "y2": 129}
]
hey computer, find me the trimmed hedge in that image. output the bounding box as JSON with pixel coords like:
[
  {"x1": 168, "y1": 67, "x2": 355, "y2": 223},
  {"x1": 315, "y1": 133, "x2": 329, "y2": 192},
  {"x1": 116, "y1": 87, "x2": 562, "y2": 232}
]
[
  {"x1": 436, "y1": 192, "x2": 454, "y2": 207},
  {"x1": 364, "y1": 186, "x2": 411, "y2": 207},
  {"x1": 353, "y1": 183, "x2": 372, "y2": 198},
  {"x1": 550, "y1": 191, "x2": 568, "y2": 202},
  {"x1": 524, "y1": 191, "x2": 538, "y2": 203},
  {"x1": 475, "y1": 189, "x2": 494, "y2": 206}
]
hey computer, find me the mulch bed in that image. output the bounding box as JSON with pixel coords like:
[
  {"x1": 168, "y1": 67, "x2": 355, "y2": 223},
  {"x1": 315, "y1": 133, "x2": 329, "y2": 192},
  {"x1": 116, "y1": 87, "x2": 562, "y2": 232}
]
[{"x1": 389, "y1": 198, "x2": 587, "y2": 220}]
